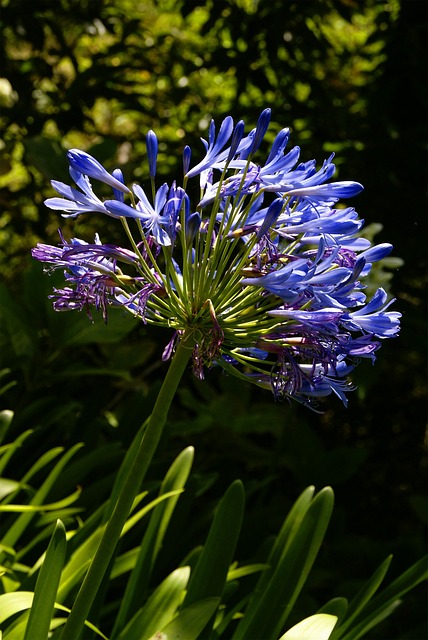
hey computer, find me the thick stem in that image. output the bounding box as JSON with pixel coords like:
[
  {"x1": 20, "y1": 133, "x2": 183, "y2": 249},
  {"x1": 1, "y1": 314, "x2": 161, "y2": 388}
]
[{"x1": 59, "y1": 332, "x2": 195, "y2": 640}]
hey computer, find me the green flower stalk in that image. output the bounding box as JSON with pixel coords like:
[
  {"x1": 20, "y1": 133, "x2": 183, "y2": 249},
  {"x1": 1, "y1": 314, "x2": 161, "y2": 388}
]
[{"x1": 59, "y1": 331, "x2": 195, "y2": 639}]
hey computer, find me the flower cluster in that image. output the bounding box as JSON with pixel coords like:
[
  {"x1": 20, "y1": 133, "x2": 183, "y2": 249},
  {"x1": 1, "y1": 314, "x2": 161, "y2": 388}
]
[{"x1": 32, "y1": 109, "x2": 400, "y2": 407}]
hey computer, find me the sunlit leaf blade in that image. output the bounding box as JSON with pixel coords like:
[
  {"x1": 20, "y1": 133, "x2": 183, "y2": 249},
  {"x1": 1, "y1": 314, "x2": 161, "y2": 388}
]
[
  {"x1": 233, "y1": 487, "x2": 334, "y2": 640},
  {"x1": 117, "y1": 566, "x2": 190, "y2": 640},
  {"x1": 1, "y1": 443, "x2": 83, "y2": 550},
  {"x1": 57, "y1": 490, "x2": 175, "y2": 603},
  {"x1": 0, "y1": 410, "x2": 14, "y2": 446},
  {"x1": 112, "y1": 447, "x2": 194, "y2": 637},
  {"x1": 150, "y1": 598, "x2": 220, "y2": 640},
  {"x1": 0, "y1": 479, "x2": 22, "y2": 501},
  {"x1": 56, "y1": 526, "x2": 105, "y2": 602},
  {"x1": 279, "y1": 614, "x2": 338, "y2": 640},
  {"x1": 0, "y1": 592, "x2": 33, "y2": 624},
  {"x1": 227, "y1": 562, "x2": 270, "y2": 581},
  {"x1": 23, "y1": 520, "x2": 67, "y2": 640},
  {"x1": 0, "y1": 487, "x2": 82, "y2": 512}
]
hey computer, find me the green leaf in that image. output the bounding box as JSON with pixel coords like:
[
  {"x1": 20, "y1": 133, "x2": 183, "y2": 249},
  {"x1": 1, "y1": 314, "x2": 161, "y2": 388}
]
[
  {"x1": 23, "y1": 520, "x2": 67, "y2": 640},
  {"x1": 0, "y1": 487, "x2": 82, "y2": 512},
  {"x1": 117, "y1": 566, "x2": 190, "y2": 640},
  {"x1": 279, "y1": 614, "x2": 338, "y2": 640},
  {"x1": 0, "y1": 592, "x2": 33, "y2": 624},
  {"x1": 112, "y1": 447, "x2": 194, "y2": 637},
  {"x1": 182, "y1": 480, "x2": 245, "y2": 615},
  {"x1": 171, "y1": 480, "x2": 245, "y2": 639},
  {"x1": 0, "y1": 479, "x2": 22, "y2": 501},
  {"x1": 0, "y1": 410, "x2": 14, "y2": 445},
  {"x1": 0, "y1": 591, "x2": 108, "y2": 640},
  {"x1": 0, "y1": 430, "x2": 33, "y2": 476},
  {"x1": 57, "y1": 522, "x2": 106, "y2": 603},
  {"x1": 121, "y1": 490, "x2": 184, "y2": 537},
  {"x1": 233, "y1": 487, "x2": 334, "y2": 640},
  {"x1": 328, "y1": 555, "x2": 392, "y2": 638},
  {"x1": 318, "y1": 597, "x2": 348, "y2": 620},
  {"x1": 227, "y1": 562, "x2": 270, "y2": 581},
  {"x1": 334, "y1": 555, "x2": 428, "y2": 640},
  {"x1": 57, "y1": 490, "x2": 176, "y2": 602},
  {"x1": 151, "y1": 598, "x2": 220, "y2": 640},
  {"x1": 253, "y1": 485, "x2": 316, "y2": 597},
  {"x1": 0, "y1": 443, "x2": 83, "y2": 550}
]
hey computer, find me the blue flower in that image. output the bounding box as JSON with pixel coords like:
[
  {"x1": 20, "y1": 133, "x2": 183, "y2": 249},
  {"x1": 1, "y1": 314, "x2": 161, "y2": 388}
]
[
  {"x1": 342, "y1": 288, "x2": 401, "y2": 338},
  {"x1": 185, "y1": 116, "x2": 234, "y2": 178},
  {"x1": 34, "y1": 109, "x2": 401, "y2": 408},
  {"x1": 45, "y1": 169, "x2": 109, "y2": 217}
]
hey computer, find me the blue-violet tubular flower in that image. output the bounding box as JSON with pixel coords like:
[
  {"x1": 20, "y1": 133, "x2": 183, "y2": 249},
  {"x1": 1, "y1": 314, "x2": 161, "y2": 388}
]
[{"x1": 33, "y1": 110, "x2": 401, "y2": 408}]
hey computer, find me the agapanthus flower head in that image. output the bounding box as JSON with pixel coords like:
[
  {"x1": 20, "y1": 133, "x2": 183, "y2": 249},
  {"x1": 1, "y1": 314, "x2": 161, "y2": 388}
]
[{"x1": 33, "y1": 109, "x2": 401, "y2": 409}]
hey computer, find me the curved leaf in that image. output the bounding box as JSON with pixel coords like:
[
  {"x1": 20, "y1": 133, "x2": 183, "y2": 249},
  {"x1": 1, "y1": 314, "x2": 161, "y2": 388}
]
[
  {"x1": 280, "y1": 614, "x2": 338, "y2": 640},
  {"x1": 23, "y1": 520, "x2": 67, "y2": 640}
]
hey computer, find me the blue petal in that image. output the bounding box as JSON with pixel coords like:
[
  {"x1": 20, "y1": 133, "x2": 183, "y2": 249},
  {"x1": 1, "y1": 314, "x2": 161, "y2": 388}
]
[{"x1": 67, "y1": 149, "x2": 130, "y2": 193}]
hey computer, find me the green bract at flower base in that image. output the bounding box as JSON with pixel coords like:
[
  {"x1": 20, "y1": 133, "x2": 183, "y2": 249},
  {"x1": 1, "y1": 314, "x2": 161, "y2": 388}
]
[{"x1": 34, "y1": 109, "x2": 400, "y2": 409}]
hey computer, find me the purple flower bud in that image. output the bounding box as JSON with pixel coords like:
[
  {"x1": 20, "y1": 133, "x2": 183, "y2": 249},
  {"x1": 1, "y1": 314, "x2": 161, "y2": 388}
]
[
  {"x1": 226, "y1": 120, "x2": 245, "y2": 163},
  {"x1": 186, "y1": 212, "x2": 201, "y2": 241},
  {"x1": 248, "y1": 108, "x2": 271, "y2": 155},
  {"x1": 112, "y1": 168, "x2": 125, "y2": 202},
  {"x1": 257, "y1": 197, "x2": 283, "y2": 238},
  {"x1": 146, "y1": 130, "x2": 158, "y2": 178},
  {"x1": 183, "y1": 145, "x2": 191, "y2": 175}
]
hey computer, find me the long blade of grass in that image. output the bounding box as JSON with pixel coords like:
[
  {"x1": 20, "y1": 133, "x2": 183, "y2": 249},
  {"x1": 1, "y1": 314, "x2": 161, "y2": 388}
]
[
  {"x1": 0, "y1": 592, "x2": 33, "y2": 624},
  {"x1": 23, "y1": 519, "x2": 67, "y2": 640}
]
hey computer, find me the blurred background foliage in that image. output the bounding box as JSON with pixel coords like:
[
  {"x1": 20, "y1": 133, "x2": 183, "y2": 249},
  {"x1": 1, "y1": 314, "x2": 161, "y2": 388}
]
[{"x1": 0, "y1": 0, "x2": 426, "y2": 637}]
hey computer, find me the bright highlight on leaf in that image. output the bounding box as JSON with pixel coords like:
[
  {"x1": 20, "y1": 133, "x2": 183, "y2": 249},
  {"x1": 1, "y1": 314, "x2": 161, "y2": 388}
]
[{"x1": 280, "y1": 613, "x2": 338, "y2": 640}]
